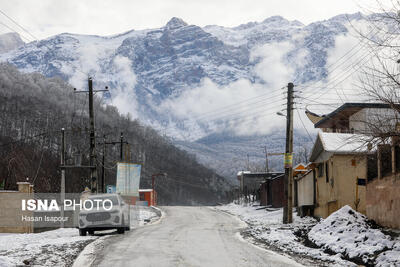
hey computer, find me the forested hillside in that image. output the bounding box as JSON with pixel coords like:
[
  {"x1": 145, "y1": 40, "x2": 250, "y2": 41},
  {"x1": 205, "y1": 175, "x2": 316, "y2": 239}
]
[{"x1": 0, "y1": 63, "x2": 230, "y2": 204}]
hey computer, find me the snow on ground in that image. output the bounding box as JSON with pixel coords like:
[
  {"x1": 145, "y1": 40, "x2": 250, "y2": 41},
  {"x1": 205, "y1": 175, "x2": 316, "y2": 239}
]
[
  {"x1": 308, "y1": 205, "x2": 400, "y2": 266},
  {"x1": 218, "y1": 203, "x2": 400, "y2": 267},
  {"x1": 0, "y1": 206, "x2": 160, "y2": 267},
  {"x1": 218, "y1": 203, "x2": 350, "y2": 266},
  {"x1": 0, "y1": 228, "x2": 96, "y2": 266}
]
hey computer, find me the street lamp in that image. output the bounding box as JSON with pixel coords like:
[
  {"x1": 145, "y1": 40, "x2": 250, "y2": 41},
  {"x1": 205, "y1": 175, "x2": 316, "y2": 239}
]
[{"x1": 277, "y1": 111, "x2": 286, "y2": 117}]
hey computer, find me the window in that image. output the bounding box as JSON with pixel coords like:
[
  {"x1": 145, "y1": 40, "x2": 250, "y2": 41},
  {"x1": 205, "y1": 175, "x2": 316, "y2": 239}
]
[
  {"x1": 325, "y1": 161, "x2": 329, "y2": 183},
  {"x1": 318, "y1": 163, "x2": 324, "y2": 178}
]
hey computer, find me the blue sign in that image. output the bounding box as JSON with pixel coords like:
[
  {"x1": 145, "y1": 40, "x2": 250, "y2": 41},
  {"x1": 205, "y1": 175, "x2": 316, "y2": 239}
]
[{"x1": 106, "y1": 185, "x2": 116, "y2": 193}]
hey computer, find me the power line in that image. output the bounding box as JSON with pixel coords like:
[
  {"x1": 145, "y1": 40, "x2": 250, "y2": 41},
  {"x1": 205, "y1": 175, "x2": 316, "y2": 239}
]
[
  {"x1": 0, "y1": 9, "x2": 38, "y2": 41},
  {"x1": 295, "y1": 104, "x2": 314, "y2": 142},
  {"x1": 0, "y1": 21, "x2": 32, "y2": 42},
  {"x1": 298, "y1": 26, "x2": 391, "y2": 101},
  {"x1": 0, "y1": 8, "x2": 89, "y2": 77}
]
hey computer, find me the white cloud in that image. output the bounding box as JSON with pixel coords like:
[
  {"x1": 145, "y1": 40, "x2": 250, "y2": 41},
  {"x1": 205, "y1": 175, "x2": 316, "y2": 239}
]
[
  {"x1": 299, "y1": 19, "x2": 374, "y2": 118},
  {"x1": 160, "y1": 42, "x2": 297, "y2": 137},
  {"x1": 251, "y1": 42, "x2": 294, "y2": 87},
  {"x1": 109, "y1": 55, "x2": 138, "y2": 117}
]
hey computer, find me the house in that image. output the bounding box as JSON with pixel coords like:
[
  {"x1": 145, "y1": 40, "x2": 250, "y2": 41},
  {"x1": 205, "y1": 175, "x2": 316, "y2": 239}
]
[
  {"x1": 306, "y1": 102, "x2": 400, "y2": 226},
  {"x1": 302, "y1": 103, "x2": 399, "y2": 218},
  {"x1": 309, "y1": 132, "x2": 371, "y2": 218},
  {"x1": 307, "y1": 102, "x2": 395, "y2": 134}
]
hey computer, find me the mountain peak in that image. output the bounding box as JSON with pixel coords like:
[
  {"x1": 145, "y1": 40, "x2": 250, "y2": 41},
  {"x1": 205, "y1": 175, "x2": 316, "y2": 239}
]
[{"x1": 165, "y1": 17, "x2": 188, "y2": 30}]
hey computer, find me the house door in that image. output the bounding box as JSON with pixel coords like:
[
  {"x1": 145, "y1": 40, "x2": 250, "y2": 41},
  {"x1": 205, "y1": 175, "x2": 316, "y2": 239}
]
[
  {"x1": 267, "y1": 181, "x2": 272, "y2": 205},
  {"x1": 328, "y1": 200, "x2": 338, "y2": 216}
]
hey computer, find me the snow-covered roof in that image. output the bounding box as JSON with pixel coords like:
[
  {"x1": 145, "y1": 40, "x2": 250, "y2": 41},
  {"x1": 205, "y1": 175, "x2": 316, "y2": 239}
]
[
  {"x1": 139, "y1": 189, "x2": 153, "y2": 192},
  {"x1": 237, "y1": 171, "x2": 251, "y2": 176},
  {"x1": 310, "y1": 132, "x2": 372, "y2": 162},
  {"x1": 320, "y1": 132, "x2": 369, "y2": 152}
]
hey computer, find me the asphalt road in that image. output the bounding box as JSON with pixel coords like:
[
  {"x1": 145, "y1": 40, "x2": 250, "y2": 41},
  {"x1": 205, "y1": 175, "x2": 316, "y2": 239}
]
[{"x1": 93, "y1": 206, "x2": 303, "y2": 267}]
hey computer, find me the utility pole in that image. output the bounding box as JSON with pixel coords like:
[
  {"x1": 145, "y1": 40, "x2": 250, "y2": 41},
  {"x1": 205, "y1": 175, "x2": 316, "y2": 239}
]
[
  {"x1": 60, "y1": 128, "x2": 66, "y2": 228},
  {"x1": 101, "y1": 135, "x2": 106, "y2": 193},
  {"x1": 263, "y1": 146, "x2": 269, "y2": 173},
  {"x1": 97, "y1": 133, "x2": 129, "y2": 193},
  {"x1": 120, "y1": 132, "x2": 124, "y2": 161},
  {"x1": 88, "y1": 78, "x2": 98, "y2": 193},
  {"x1": 75, "y1": 78, "x2": 109, "y2": 193},
  {"x1": 283, "y1": 82, "x2": 294, "y2": 224}
]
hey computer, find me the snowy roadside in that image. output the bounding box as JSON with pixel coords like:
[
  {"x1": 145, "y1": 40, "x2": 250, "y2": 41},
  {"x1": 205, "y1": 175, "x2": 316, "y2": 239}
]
[
  {"x1": 217, "y1": 203, "x2": 400, "y2": 267},
  {"x1": 72, "y1": 205, "x2": 161, "y2": 267},
  {"x1": 0, "y1": 205, "x2": 161, "y2": 267}
]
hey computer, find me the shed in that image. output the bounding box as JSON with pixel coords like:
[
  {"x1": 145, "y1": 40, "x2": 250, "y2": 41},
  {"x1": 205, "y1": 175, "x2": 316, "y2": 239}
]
[
  {"x1": 139, "y1": 189, "x2": 156, "y2": 206},
  {"x1": 259, "y1": 173, "x2": 285, "y2": 208},
  {"x1": 295, "y1": 169, "x2": 315, "y2": 217}
]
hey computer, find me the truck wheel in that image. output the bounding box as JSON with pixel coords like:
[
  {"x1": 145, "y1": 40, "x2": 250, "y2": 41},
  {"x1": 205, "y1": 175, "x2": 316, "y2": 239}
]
[
  {"x1": 79, "y1": 229, "x2": 87, "y2": 236},
  {"x1": 117, "y1": 227, "x2": 125, "y2": 234},
  {"x1": 88, "y1": 230, "x2": 94, "y2": 235}
]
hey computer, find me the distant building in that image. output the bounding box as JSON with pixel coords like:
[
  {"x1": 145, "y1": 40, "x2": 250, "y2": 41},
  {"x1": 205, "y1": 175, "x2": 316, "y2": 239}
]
[
  {"x1": 237, "y1": 171, "x2": 284, "y2": 205},
  {"x1": 138, "y1": 189, "x2": 156, "y2": 206},
  {"x1": 259, "y1": 173, "x2": 285, "y2": 207}
]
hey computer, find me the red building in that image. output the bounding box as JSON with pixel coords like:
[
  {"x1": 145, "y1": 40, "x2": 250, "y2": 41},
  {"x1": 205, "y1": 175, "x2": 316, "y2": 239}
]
[{"x1": 139, "y1": 189, "x2": 156, "y2": 206}]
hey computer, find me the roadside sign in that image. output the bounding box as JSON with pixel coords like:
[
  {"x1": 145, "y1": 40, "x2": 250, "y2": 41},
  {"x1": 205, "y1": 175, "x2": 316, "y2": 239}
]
[
  {"x1": 106, "y1": 185, "x2": 116, "y2": 193},
  {"x1": 116, "y1": 163, "x2": 141, "y2": 197},
  {"x1": 284, "y1": 153, "x2": 293, "y2": 168}
]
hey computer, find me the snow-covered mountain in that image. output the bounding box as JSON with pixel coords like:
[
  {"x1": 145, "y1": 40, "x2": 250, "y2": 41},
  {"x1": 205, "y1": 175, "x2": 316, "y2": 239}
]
[
  {"x1": 0, "y1": 14, "x2": 362, "y2": 127},
  {"x1": 0, "y1": 13, "x2": 368, "y2": 182}
]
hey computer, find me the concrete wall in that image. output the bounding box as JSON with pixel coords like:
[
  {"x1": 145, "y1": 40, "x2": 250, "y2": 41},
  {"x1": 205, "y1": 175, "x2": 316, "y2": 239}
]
[
  {"x1": 366, "y1": 175, "x2": 400, "y2": 229},
  {"x1": 314, "y1": 154, "x2": 367, "y2": 218},
  {"x1": 297, "y1": 171, "x2": 314, "y2": 206},
  {"x1": 0, "y1": 192, "x2": 33, "y2": 233}
]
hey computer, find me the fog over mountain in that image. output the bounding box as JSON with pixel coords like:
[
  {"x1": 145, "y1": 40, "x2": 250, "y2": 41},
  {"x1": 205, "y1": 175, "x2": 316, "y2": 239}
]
[
  {"x1": 0, "y1": 32, "x2": 24, "y2": 53},
  {"x1": 0, "y1": 13, "x2": 373, "y2": 181}
]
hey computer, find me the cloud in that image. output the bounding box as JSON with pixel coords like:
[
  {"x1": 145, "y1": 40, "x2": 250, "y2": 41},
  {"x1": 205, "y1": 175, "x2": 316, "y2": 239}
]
[
  {"x1": 299, "y1": 19, "x2": 373, "y2": 119},
  {"x1": 251, "y1": 41, "x2": 294, "y2": 87},
  {"x1": 109, "y1": 55, "x2": 138, "y2": 117},
  {"x1": 160, "y1": 42, "x2": 296, "y2": 137},
  {"x1": 63, "y1": 45, "x2": 138, "y2": 118}
]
